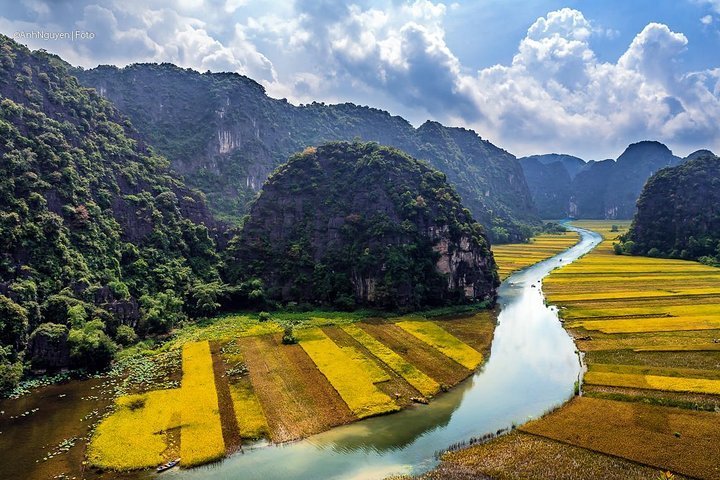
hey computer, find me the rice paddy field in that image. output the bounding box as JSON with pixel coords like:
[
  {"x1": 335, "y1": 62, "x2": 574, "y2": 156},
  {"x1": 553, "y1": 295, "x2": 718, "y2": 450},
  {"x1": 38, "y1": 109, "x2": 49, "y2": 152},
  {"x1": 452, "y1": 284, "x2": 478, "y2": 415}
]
[
  {"x1": 85, "y1": 312, "x2": 495, "y2": 470},
  {"x1": 420, "y1": 220, "x2": 720, "y2": 480},
  {"x1": 515, "y1": 220, "x2": 720, "y2": 479},
  {"x1": 492, "y1": 231, "x2": 580, "y2": 279}
]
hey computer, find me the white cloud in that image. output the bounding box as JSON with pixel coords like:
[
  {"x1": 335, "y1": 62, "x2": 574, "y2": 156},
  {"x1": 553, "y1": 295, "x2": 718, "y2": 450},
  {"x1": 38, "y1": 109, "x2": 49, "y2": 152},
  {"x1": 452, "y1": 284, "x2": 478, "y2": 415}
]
[
  {"x1": 2, "y1": 1, "x2": 719, "y2": 157},
  {"x1": 442, "y1": 10, "x2": 720, "y2": 157},
  {"x1": 701, "y1": 14, "x2": 714, "y2": 24}
]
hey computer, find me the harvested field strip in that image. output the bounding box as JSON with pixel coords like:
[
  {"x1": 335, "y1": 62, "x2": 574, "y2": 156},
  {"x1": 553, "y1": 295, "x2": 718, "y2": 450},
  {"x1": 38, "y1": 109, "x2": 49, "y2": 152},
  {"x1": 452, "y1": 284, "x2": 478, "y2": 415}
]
[
  {"x1": 360, "y1": 323, "x2": 471, "y2": 386},
  {"x1": 520, "y1": 396, "x2": 720, "y2": 480},
  {"x1": 297, "y1": 328, "x2": 399, "y2": 419},
  {"x1": 323, "y1": 326, "x2": 424, "y2": 407},
  {"x1": 210, "y1": 341, "x2": 242, "y2": 453},
  {"x1": 426, "y1": 312, "x2": 496, "y2": 355},
  {"x1": 341, "y1": 324, "x2": 440, "y2": 397},
  {"x1": 180, "y1": 341, "x2": 226, "y2": 467},
  {"x1": 238, "y1": 334, "x2": 354, "y2": 443},
  {"x1": 435, "y1": 431, "x2": 685, "y2": 480},
  {"x1": 568, "y1": 317, "x2": 720, "y2": 333},
  {"x1": 584, "y1": 371, "x2": 720, "y2": 395},
  {"x1": 228, "y1": 380, "x2": 268, "y2": 440},
  {"x1": 396, "y1": 321, "x2": 482, "y2": 370},
  {"x1": 634, "y1": 344, "x2": 720, "y2": 352},
  {"x1": 88, "y1": 389, "x2": 182, "y2": 470}
]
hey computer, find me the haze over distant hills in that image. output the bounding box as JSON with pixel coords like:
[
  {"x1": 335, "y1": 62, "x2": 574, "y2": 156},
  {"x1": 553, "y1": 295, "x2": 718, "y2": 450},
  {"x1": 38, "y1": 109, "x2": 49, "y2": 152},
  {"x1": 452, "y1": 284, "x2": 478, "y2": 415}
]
[{"x1": 519, "y1": 141, "x2": 715, "y2": 219}]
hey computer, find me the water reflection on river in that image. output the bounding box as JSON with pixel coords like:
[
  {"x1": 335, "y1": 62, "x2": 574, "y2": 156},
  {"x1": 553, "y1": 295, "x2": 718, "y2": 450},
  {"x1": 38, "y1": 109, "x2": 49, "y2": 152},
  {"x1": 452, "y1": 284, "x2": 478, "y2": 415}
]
[{"x1": 169, "y1": 227, "x2": 602, "y2": 480}]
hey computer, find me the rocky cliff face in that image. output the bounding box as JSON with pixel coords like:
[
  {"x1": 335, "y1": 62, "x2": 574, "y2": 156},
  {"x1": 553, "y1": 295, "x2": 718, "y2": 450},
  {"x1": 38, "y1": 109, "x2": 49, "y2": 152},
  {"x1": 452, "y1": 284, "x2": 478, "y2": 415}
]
[
  {"x1": 75, "y1": 63, "x2": 537, "y2": 242},
  {"x1": 519, "y1": 142, "x2": 693, "y2": 219},
  {"x1": 0, "y1": 35, "x2": 222, "y2": 369},
  {"x1": 622, "y1": 154, "x2": 720, "y2": 264},
  {"x1": 226, "y1": 142, "x2": 499, "y2": 310}
]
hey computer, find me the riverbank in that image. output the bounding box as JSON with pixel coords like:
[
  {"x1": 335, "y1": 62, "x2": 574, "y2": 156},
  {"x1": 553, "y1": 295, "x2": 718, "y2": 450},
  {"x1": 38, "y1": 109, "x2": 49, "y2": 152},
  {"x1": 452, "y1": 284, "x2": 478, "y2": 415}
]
[
  {"x1": 419, "y1": 221, "x2": 720, "y2": 480},
  {"x1": 1, "y1": 227, "x2": 587, "y2": 479}
]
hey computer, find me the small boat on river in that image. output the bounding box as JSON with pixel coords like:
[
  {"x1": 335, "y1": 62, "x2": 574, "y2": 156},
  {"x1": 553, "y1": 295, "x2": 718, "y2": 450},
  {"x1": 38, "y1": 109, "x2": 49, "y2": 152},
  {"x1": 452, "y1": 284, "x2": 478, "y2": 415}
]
[{"x1": 157, "y1": 458, "x2": 180, "y2": 472}]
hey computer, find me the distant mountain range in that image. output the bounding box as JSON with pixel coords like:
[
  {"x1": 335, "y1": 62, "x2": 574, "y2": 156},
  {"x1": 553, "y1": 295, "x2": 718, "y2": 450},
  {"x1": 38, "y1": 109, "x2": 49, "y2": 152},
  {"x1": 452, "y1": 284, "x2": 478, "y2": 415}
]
[
  {"x1": 519, "y1": 141, "x2": 715, "y2": 219},
  {"x1": 75, "y1": 64, "x2": 538, "y2": 242}
]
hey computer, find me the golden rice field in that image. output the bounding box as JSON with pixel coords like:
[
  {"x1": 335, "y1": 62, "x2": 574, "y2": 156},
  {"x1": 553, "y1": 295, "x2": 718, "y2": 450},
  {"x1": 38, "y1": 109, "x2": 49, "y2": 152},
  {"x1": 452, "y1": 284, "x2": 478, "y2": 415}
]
[
  {"x1": 179, "y1": 341, "x2": 226, "y2": 466},
  {"x1": 341, "y1": 324, "x2": 440, "y2": 397},
  {"x1": 517, "y1": 220, "x2": 720, "y2": 478},
  {"x1": 396, "y1": 320, "x2": 483, "y2": 370},
  {"x1": 492, "y1": 231, "x2": 580, "y2": 279},
  {"x1": 296, "y1": 328, "x2": 399, "y2": 418},
  {"x1": 545, "y1": 221, "x2": 720, "y2": 396},
  {"x1": 88, "y1": 315, "x2": 493, "y2": 470}
]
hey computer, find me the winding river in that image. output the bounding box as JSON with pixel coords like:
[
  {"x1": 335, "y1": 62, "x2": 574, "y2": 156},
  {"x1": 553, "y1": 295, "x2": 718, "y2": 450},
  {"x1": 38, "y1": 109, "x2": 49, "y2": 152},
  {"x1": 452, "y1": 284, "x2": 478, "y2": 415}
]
[{"x1": 168, "y1": 226, "x2": 602, "y2": 480}]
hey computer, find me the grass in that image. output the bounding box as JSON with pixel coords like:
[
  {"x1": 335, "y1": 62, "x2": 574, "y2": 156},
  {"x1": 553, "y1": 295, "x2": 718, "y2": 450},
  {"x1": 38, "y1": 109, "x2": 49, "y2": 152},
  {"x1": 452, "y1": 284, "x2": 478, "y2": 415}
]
[
  {"x1": 179, "y1": 341, "x2": 226, "y2": 466},
  {"x1": 520, "y1": 396, "x2": 720, "y2": 480},
  {"x1": 396, "y1": 320, "x2": 483, "y2": 370},
  {"x1": 297, "y1": 328, "x2": 400, "y2": 418},
  {"x1": 492, "y1": 231, "x2": 580, "y2": 280},
  {"x1": 88, "y1": 389, "x2": 182, "y2": 470},
  {"x1": 341, "y1": 324, "x2": 440, "y2": 397}
]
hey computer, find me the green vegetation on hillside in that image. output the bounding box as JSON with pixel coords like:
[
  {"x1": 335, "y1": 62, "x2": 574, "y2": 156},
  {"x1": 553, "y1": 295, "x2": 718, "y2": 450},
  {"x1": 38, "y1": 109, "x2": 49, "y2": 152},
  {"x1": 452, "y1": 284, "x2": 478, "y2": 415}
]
[
  {"x1": 0, "y1": 35, "x2": 222, "y2": 392},
  {"x1": 76, "y1": 63, "x2": 538, "y2": 242},
  {"x1": 618, "y1": 154, "x2": 720, "y2": 265},
  {"x1": 227, "y1": 142, "x2": 499, "y2": 310}
]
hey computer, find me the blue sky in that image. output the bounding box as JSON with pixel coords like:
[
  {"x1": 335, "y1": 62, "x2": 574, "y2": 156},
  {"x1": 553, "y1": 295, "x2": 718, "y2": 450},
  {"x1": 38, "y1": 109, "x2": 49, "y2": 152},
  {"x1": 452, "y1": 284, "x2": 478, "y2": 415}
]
[{"x1": 1, "y1": 0, "x2": 719, "y2": 159}]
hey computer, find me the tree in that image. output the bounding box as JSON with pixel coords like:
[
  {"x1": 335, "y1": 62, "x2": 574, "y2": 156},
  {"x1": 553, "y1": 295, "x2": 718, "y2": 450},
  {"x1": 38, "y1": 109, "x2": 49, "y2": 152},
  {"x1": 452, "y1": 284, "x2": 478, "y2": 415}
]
[
  {"x1": 67, "y1": 320, "x2": 117, "y2": 371},
  {"x1": 0, "y1": 295, "x2": 28, "y2": 351}
]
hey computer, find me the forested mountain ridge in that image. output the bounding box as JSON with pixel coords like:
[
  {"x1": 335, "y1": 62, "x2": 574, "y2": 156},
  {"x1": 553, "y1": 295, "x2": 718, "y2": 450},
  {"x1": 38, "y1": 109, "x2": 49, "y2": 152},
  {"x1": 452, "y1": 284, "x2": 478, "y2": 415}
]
[
  {"x1": 518, "y1": 141, "x2": 699, "y2": 219},
  {"x1": 227, "y1": 142, "x2": 499, "y2": 310},
  {"x1": 0, "y1": 35, "x2": 222, "y2": 388},
  {"x1": 75, "y1": 63, "x2": 538, "y2": 242},
  {"x1": 620, "y1": 154, "x2": 720, "y2": 264}
]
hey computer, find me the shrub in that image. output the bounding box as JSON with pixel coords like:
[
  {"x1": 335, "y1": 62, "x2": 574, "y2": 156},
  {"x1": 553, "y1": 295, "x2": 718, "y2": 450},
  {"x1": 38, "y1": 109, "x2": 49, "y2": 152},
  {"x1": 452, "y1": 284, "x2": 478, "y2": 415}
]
[
  {"x1": 0, "y1": 346, "x2": 23, "y2": 395},
  {"x1": 115, "y1": 325, "x2": 138, "y2": 346},
  {"x1": 258, "y1": 311, "x2": 271, "y2": 322},
  {"x1": 68, "y1": 320, "x2": 118, "y2": 371},
  {"x1": 281, "y1": 325, "x2": 297, "y2": 345}
]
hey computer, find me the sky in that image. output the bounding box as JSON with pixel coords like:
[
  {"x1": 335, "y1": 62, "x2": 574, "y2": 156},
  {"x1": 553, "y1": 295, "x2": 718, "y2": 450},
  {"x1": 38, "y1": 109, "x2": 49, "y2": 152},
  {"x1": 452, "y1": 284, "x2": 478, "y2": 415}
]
[{"x1": 1, "y1": 0, "x2": 720, "y2": 159}]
